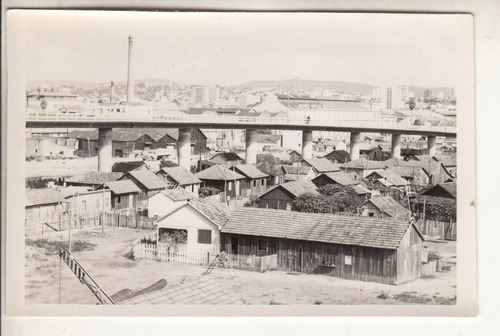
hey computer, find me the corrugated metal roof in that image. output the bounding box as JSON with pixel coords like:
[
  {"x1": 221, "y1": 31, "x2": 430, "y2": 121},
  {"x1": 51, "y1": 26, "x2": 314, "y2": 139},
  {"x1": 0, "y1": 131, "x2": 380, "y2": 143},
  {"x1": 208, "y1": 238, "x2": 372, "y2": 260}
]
[
  {"x1": 26, "y1": 188, "x2": 61, "y2": 206},
  {"x1": 102, "y1": 180, "x2": 141, "y2": 195},
  {"x1": 66, "y1": 172, "x2": 123, "y2": 185},
  {"x1": 124, "y1": 170, "x2": 166, "y2": 191},
  {"x1": 234, "y1": 164, "x2": 269, "y2": 179},
  {"x1": 222, "y1": 207, "x2": 415, "y2": 250},
  {"x1": 302, "y1": 158, "x2": 341, "y2": 173},
  {"x1": 195, "y1": 165, "x2": 245, "y2": 181},
  {"x1": 158, "y1": 166, "x2": 201, "y2": 186}
]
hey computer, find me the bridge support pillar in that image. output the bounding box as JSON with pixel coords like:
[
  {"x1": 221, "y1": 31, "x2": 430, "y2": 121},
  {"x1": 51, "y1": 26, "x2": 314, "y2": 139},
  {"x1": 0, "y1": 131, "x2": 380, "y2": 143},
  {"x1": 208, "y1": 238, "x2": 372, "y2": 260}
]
[
  {"x1": 177, "y1": 128, "x2": 191, "y2": 170},
  {"x1": 302, "y1": 130, "x2": 313, "y2": 160},
  {"x1": 350, "y1": 132, "x2": 361, "y2": 161},
  {"x1": 391, "y1": 134, "x2": 402, "y2": 159},
  {"x1": 427, "y1": 135, "x2": 437, "y2": 157},
  {"x1": 98, "y1": 128, "x2": 113, "y2": 173},
  {"x1": 245, "y1": 129, "x2": 258, "y2": 165}
]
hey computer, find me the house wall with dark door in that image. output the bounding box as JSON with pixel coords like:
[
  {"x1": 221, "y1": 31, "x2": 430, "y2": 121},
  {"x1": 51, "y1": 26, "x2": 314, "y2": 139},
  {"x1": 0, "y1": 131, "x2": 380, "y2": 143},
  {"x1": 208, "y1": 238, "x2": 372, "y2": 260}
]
[
  {"x1": 191, "y1": 129, "x2": 208, "y2": 156},
  {"x1": 111, "y1": 193, "x2": 137, "y2": 210},
  {"x1": 258, "y1": 187, "x2": 294, "y2": 210},
  {"x1": 220, "y1": 233, "x2": 402, "y2": 284},
  {"x1": 201, "y1": 179, "x2": 240, "y2": 199}
]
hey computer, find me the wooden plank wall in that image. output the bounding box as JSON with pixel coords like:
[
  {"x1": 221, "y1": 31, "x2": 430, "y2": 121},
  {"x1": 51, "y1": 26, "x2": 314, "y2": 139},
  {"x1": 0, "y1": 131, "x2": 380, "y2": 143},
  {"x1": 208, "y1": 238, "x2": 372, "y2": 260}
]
[
  {"x1": 258, "y1": 188, "x2": 293, "y2": 210},
  {"x1": 221, "y1": 233, "x2": 399, "y2": 284},
  {"x1": 396, "y1": 226, "x2": 423, "y2": 284}
]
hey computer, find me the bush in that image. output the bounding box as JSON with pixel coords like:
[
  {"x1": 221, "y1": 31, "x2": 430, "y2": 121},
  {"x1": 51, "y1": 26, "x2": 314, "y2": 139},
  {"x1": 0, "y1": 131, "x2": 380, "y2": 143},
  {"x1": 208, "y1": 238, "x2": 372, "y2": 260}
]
[
  {"x1": 199, "y1": 187, "x2": 220, "y2": 198},
  {"x1": 244, "y1": 196, "x2": 260, "y2": 208}
]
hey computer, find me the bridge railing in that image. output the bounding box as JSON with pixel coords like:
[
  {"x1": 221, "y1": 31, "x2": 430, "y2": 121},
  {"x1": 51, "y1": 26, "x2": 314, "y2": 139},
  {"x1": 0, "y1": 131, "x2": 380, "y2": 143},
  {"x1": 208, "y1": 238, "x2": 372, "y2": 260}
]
[{"x1": 26, "y1": 109, "x2": 455, "y2": 133}]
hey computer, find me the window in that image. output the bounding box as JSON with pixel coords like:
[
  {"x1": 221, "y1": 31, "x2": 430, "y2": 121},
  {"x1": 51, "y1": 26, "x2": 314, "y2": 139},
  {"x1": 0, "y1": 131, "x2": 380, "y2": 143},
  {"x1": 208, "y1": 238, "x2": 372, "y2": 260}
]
[
  {"x1": 117, "y1": 196, "x2": 122, "y2": 204},
  {"x1": 368, "y1": 212, "x2": 375, "y2": 217},
  {"x1": 257, "y1": 239, "x2": 267, "y2": 251},
  {"x1": 253, "y1": 180, "x2": 257, "y2": 187},
  {"x1": 345, "y1": 255, "x2": 352, "y2": 265},
  {"x1": 197, "y1": 230, "x2": 212, "y2": 244}
]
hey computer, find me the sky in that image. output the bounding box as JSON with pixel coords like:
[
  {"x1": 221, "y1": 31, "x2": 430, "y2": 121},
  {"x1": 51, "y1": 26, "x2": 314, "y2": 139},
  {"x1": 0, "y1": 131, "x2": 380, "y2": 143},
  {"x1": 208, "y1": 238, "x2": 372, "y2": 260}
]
[{"x1": 14, "y1": 11, "x2": 466, "y2": 87}]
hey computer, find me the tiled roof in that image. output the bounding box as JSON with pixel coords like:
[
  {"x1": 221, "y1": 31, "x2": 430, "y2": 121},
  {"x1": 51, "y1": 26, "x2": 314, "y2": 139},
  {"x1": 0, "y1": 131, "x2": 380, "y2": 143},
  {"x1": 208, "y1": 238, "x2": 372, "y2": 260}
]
[
  {"x1": 345, "y1": 158, "x2": 385, "y2": 170},
  {"x1": 189, "y1": 196, "x2": 232, "y2": 228},
  {"x1": 195, "y1": 165, "x2": 245, "y2": 181},
  {"x1": 101, "y1": 180, "x2": 141, "y2": 195},
  {"x1": 302, "y1": 158, "x2": 340, "y2": 173},
  {"x1": 160, "y1": 189, "x2": 197, "y2": 202},
  {"x1": 361, "y1": 196, "x2": 411, "y2": 219},
  {"x1": 112, "y1": 161, "x2": 145, "y2": 173},
  {"x1": 26, "y1": 188, "x2": 61, "y2": 206},
  {"x1": 121, "y1": 276, "x2": 243, "y2": 305},
  {"x1": 66, "y1": 172, "x2": 123, "y2": 185},
  {"x1": 234, "y1": 164, "x2": 269, "y2": 179},
  {"x1": 313, "y1": 172, "x2": 359, "y2": 186},
  {"x1": 386, "y1": 165, "x2": 424, "y2": 178},
  {"x1": 222, "y1": 207, "x2": 417, "y2": 250},
  {"x1": 366, "y1": 170, "x2": 409, "y2": 187},
  {"x1": 158, "y1": 166, "x2": 201, "y2": 186},
  {"x1": 123, "y1": 170, "x2": 166, "y2": 191},
  {"x1": 434, "y1": 155, "x2": 457, "y2": 167},
  {"x1": 209, "y1": 152, "x2": 244, "y2": 162},
  {"x1": 263, "y1": 180, "x2": 319, "y2": 198},
  {"x1": 352, "y1": 185, "x2": 371, "y2": 195}
]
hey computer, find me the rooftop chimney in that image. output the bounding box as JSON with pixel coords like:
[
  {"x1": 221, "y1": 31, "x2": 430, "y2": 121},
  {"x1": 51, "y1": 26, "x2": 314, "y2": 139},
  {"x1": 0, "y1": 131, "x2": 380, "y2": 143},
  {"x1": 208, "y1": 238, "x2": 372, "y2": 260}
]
[{"x1": 127, "y1": 35, "x2": 135, "y2": 104}]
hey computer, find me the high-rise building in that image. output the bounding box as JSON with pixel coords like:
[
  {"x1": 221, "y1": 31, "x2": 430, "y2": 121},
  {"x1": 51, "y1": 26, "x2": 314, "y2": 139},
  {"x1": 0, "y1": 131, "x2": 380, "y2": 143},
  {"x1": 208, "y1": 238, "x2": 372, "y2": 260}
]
[
  {"x1": 372, "y1": 85, "x2": 414, "y2": 110},
  {"x1": 191, "y1": 86, "x2": 220, "y2": 106}
]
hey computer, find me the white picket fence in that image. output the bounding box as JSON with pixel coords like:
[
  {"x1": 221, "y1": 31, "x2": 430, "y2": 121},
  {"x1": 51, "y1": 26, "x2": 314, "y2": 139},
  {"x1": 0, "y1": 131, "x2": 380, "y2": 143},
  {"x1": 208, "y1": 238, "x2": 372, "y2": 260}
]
[{"x1": 133, "y1": 243, "x2": 216, "y2": 266}]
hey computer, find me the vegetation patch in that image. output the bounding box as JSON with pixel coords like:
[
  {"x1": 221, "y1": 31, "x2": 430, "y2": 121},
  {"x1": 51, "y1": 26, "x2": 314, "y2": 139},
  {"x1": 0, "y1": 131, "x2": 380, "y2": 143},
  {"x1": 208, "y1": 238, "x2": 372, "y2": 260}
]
[
  {"x1": 392, "y1": 291, "x2": 432, "y2": 304},
  {"x1": 26, "y1": 237, "x2": 96, "y2": 254}
]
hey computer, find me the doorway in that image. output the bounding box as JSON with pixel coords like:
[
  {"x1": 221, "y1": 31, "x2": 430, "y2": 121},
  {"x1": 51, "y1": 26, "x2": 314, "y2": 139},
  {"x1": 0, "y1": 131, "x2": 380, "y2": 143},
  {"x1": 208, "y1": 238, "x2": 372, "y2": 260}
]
[{"x1": 231, "y1": 237, "x2": 239, "y2": 255}]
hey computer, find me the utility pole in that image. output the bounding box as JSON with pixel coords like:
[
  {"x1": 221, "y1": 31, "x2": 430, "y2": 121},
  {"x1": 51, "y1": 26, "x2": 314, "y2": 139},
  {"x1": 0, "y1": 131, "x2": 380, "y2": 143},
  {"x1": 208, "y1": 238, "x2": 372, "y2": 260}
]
[{"x1": 69, "y1": 193, "x2": 76, "y2": 253}]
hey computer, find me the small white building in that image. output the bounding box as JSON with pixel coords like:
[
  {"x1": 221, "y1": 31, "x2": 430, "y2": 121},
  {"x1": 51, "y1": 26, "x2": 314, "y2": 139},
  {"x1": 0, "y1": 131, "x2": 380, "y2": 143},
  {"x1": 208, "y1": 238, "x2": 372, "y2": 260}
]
[
  {"x1": 148, "y1": 189, "x2": 197, "y2": 219},
  {"x1": 155, "y1": 197, "x2": 230, "y2": 254}
]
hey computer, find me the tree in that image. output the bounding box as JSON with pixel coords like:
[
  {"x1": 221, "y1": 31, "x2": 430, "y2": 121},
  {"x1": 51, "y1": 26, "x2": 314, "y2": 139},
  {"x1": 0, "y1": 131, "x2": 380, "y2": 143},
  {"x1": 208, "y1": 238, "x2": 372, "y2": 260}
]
[
  {"x1": 292, "y1": 185, "x2": 363, "y2": 214},
  {"x1": 199, "y1": 187, "x2": 220, "y2": 198},
  {"x1": 256, "y1": 153, "x2": 279, "y2": 175},
  {"x1": 244, "y1": 196, "x2": 260, "y2": 208}
]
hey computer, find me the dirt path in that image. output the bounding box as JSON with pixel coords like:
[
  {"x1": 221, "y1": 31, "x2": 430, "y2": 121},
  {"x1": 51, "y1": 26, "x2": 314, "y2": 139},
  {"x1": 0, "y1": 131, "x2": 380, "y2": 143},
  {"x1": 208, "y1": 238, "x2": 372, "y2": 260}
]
[{"x1": 25, "y1": 228, "x2": 456, "y2": 305}]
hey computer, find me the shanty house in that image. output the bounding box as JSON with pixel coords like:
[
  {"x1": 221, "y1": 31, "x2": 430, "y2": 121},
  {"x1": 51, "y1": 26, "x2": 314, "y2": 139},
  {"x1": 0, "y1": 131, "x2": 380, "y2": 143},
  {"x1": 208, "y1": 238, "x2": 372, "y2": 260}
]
[
  {"x1": 195, "y1": 164, "x2": 245, "y2": 199},
  {"x1": 221, "y1": 207, "x2": 424, "y2": 284},
  {"x1": 25, "y1": 188, "x2": 63, "y2": 235},
  {"x1": 207, "y1": 152, "x2": 244, "y2": 168},
  {"x1": 233, "y1": 164, "x2": 269, "y2": 197},
  {"x1": 156, "y1": 166, "x2": 201, "y2": 194},
  {"x1": 281, "y1": 165, "x2": 316, "y2": 182},
  {"x1": 344, "y1": 158, "x2": 385, "y2": 178},
  {"x1": 148, "y1": 188, "x2": 198, "y2": 219},
  {"x1": 111, "y1": 160, "x2": 146, "y2": 174},
  {"x1": 311, "y1": 172, "x2": 360, "y2": 189},
  {"x1": 65, "y1": 172, "x2": 123, "y2": 188},
  {"x1": 322, "y1": 149, "x2": 350, "y2": 164},
  {"x1": 258, "y1": 180, "x2": 319, "y2": 210},
  {"x1": 364, "y1": 170, "x2": 410, "y2": 188},
  {"x1": 155, "y1": 197, "x2": 231, "y2": 256},
  {"x1": 359, "y1": 195, "x2": 411, "y2": 220},
  {"x1": 118, "y1": 170, "x2": 166, "y2": 206},
  {"x1": 98, "y1": 180, "x2": 141, "y2": 211}
]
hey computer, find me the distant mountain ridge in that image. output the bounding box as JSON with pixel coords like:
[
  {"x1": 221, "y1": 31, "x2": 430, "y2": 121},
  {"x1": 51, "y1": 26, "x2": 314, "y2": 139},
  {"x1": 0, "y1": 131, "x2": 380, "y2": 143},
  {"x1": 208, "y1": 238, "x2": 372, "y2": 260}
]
[{"x1": 231, "y1": 78, "x2": 377, "y2": 95}]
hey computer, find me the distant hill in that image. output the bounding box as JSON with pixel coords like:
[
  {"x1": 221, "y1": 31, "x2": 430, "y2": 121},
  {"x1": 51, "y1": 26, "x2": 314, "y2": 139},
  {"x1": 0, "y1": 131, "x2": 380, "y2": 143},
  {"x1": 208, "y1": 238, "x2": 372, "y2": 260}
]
[
  {"x1": 28, "y1": 80, "x2": 92, "y2": 87},
  {"x1": 231, "y1": 78, "x2": 377, "y2": 95}
]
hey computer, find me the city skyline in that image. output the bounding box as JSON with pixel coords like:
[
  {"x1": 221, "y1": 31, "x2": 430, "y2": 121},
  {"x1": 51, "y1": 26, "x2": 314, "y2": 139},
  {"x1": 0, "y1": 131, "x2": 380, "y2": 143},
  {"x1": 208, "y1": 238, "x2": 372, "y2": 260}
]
[{"x1": 19, "y1": 11, "x2": 463, "y2": 88}]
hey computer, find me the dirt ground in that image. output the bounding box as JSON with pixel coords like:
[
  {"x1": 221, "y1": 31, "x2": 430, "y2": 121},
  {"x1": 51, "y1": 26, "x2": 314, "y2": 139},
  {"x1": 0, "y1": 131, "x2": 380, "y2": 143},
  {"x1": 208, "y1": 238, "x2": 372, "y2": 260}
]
[{"x1": 25, "y1": 227, "x2": 456, "y2": 305}]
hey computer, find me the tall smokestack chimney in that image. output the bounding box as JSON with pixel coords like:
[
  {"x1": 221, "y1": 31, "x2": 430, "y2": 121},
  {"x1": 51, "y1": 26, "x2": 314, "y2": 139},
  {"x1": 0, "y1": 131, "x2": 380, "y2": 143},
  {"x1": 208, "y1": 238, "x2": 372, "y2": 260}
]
[
  {"x1": 127, "y1": 35, "x2": 135, "y2": 104},
  {"x1": 110, "y1": 81, "x2": 115, "y2": 102}
]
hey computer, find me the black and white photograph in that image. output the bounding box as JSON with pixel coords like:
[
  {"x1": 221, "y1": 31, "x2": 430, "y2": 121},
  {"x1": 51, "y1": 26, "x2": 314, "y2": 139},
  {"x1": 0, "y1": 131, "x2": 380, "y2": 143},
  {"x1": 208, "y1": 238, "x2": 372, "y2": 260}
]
[{"x1": 4, "y1": 9, "x2": 477, "y2": 318}]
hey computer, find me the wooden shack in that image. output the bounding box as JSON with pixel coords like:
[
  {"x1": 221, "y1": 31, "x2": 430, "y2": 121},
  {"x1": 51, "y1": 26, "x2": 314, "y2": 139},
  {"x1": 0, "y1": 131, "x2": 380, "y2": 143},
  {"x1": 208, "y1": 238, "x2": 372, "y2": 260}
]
[{"x1": 221, "y1": 208, "x2": 424, "y2": 285}]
